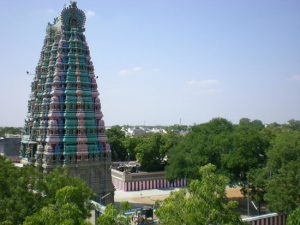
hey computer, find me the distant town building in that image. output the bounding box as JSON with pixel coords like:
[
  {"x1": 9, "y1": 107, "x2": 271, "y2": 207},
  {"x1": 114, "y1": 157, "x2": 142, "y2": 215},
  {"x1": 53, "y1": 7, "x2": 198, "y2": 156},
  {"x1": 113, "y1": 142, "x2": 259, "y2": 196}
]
[
  {"x1": 120, "y1": 126, "x2": 167, "y2": 136},
  {"x1": 20, "y1": 2, "x2": 113, "y2": 203}
]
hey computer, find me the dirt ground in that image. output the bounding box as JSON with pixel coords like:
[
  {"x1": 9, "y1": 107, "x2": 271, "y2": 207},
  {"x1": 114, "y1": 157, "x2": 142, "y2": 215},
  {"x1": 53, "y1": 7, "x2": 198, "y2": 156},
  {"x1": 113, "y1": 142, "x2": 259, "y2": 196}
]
[
  {"x1": 114, "y1": 187, "x2": 260, "y2": 220},
  {"x1": 115, "y1": 187, "x2": 244, "y2": 206},
  {"x1": 115, "y1": 188, "x2": 178, "y2": 206},
  {"x1": 226, "y1": 187, "x2": 243, "y2": 199}
]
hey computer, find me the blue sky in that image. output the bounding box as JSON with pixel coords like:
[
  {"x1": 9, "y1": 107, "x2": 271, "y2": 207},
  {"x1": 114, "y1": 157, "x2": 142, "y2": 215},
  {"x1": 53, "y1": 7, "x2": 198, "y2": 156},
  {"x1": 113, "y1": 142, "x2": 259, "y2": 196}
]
[{"x1": 0, "y1": 0, "x2": 299, "y2": 126}]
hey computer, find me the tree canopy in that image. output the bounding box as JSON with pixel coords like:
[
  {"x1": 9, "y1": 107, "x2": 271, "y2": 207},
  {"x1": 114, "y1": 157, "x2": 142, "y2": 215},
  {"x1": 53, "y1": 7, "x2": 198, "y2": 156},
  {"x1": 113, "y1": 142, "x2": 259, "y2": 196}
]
[
  {"x1": 221, "y1": 119, "x2": 269, "y2": 184},
  {"x1": 166, "y1": 118, "x2": 234, "y2": 180},
  {"x1": 97, "y1": 202, "x2": 131, "y2": 225},
  {"x1": 0, "y1": 126, "x2": 21, "y2": 136},
  {"x1": 264, "y1": 160, "x2": 300, "y2": 213},
  {"x1": 260, "y1": 129, "x2": 300, "y2": 214},
  {"x1": 0, "y1": 156, "x2": 93, "y2": 225},
  {"x1": 287, "y1": 207, "x2": 300, "y2": 225},
  {"x1": 165, "y1": 118, "x2": 300, "y2": 216},
  {"x1": 156, "y1": 164, "x2": 245, "y2": 225},
  {"x1": 107, "y1": 126, "x2": 180, "y2": 172},
  {"x1": 2, "y1": 118, "x2": 300, "y2": 223},
  {"x1": 107, "y1": 126, "x2": 128, "y2": 161}
]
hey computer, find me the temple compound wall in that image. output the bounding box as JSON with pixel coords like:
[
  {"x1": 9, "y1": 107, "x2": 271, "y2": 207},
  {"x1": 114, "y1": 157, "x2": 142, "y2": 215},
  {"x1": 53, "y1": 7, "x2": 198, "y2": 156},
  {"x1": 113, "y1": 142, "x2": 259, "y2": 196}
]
[
  {"x1": 112, "y1": 169, "x2": 186, "y2": 191},
  {"x1": 242, "y1": 213, "x2": 287, "y2": 225}
]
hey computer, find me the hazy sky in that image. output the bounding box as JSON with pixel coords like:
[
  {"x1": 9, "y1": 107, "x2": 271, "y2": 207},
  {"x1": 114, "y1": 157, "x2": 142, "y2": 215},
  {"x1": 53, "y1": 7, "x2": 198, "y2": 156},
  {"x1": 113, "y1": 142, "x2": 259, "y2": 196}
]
[{"x1": 0, "y1": 0, "x2": 299, "y2": 126}]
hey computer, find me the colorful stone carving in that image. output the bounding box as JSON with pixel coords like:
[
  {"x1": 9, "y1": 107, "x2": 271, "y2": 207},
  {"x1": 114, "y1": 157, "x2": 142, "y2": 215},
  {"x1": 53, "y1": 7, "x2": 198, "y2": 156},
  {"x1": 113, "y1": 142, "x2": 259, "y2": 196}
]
[{"x1": 21, "y1": 2, "x2": 114, "y2": 204}]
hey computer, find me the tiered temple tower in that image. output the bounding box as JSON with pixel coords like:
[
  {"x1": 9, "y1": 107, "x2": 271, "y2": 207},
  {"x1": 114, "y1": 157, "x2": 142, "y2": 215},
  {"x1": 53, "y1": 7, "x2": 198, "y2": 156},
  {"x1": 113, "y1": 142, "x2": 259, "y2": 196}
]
[{"x1": 21, "y1": 2, "x2": 114, "y2": 204}]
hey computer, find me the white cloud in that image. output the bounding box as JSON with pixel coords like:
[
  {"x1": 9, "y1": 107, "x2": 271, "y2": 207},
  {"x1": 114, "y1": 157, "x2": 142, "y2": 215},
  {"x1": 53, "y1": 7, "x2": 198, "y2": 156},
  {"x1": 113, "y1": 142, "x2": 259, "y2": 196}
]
[
  {"x1": 86, "y1": 10, "x2": 96, "y2": 18},
  {"x1": 132, "y1": 66, "x2": 142, "y2": 72},
  {"x1": 290, "y1": 75, "x2": 300, "y2": 81},
  {"x1": 186, "y1": 79, "x2": 221, "y2": 96},
  {"x1": 119, "y1": 66, "x2": 143, "y2": 76},
  {"x1": 186, "y1": 79, "x2": 221, "y2": 88}
]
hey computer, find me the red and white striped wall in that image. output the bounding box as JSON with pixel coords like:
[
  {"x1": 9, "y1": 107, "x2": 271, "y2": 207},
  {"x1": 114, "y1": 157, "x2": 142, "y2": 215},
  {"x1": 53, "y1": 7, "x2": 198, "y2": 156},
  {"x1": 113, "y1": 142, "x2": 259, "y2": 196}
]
[
  {"x1": 112, "y1": 177, "x2": 187, "y2": 191},
  {"x1": 243, "y1": 213, "x2": 287, "y2": 225}
]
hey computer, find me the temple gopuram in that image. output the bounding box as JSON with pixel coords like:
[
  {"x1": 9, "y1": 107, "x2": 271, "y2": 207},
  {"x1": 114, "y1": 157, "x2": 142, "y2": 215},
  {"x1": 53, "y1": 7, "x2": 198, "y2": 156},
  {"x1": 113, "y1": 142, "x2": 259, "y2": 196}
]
[{"x1": 21, "y1": 2, "x2": 114, "y2": 204}]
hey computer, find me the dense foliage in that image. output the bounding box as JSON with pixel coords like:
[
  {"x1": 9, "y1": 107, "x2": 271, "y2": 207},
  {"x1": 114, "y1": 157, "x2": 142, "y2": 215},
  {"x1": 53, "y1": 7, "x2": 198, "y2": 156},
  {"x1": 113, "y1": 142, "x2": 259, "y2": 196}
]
[
  {"x1": 0, "y1": 156, "x2": 93, "y2": 225},
  {"x1": 107, "y1": 126, "x2": 128, "y2": 161},
  {"x1": 97, "y1": 202, "x2": 131, "y2": 225},
  {"x1": 156, "y1": 164, "x2": 245, "y2": 225},
  {"x1": 107, "y1": 126, "x2": 180, "y2": 172},
  {"x1": 108, "y1": 119, "x2": 300, "y2": 216},
  {"x1": 0, "y1": 127, "x2": 22, "y2": 136},
  {"x1": 287, "y1": 207, "x2": 300, "y2": 225},
  {"x1": 1, "y1": 118, "x2": 299, "y2": 223},
  {"x1": 165, "y1": 118, "x2": 269, "y2": 183}
]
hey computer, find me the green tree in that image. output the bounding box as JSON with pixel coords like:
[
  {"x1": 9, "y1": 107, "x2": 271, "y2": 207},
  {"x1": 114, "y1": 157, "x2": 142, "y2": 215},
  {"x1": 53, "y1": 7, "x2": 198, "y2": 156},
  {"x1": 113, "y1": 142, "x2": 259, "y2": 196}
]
[
  {"x1": 246, "y1": 168, "x2": 268, "y2": 214},
  {"x1": 0, "y1": 156, "x2": 43, "y2": 225},
  {"x1": 156, "y1": 164, "x2": 244, "y2": 225},
  {"x1": 23, "y1": 202, "x2": 91, "y2": 225},
  {"x1": 221, "y1": 120, "x2": 269, "y2": 184},
  {"x1": 166, "y1": 118, "x2": 234, "y2": 180},
  {"x1": 55, "y1": 186, "x2": 93, "y2": 219},
  {"x1": 263, "y1": 130, "x2": 300, "y2": 214},
  {"x1": 287, "y1": 207, "x2": 300, "y2": 225},
  {"x1": 123, "y1": 131, "x2": 180, "y2": 171},
  {"x1": 119, "y1": 201, "x2": 131, "y2": 212},
  {"x1": 0, "y1": 126, "x2": 22, "y2": 137},
  {"x1": 37, "y1": 167, "x2": 94, "y2": 209},
  {"x1": 135, "y1": 133, "x2": 165, "y2": 171},
  {"x1": 266, "y1": 130, "x2": 300, "y2": 173},
  {"x1": 24, "y1": 183, "x2": 93, "y2": 225},
  {"x1": 97, "y1": 203, "x2": 131, "y2": 225},
  {"x1": 166, "y1": 124, "x2": 189, "y2": 134},
  {"x1": 247, "y1": 125, "x2": 300, "y2": 215},
  {"x1": 107, "y1": 126, "x2": 127, "y2": 161},
  {"x1": 123, "y1": 136, "x2": 142, "y2": 161},
  {"x1": 286, "y1": 119, "x2": 300, "y2": 131},
  {"x1": 264, "y1": 160, "x2": 300, "y2": 213},
  {"x1": 0, "y1": 156, "x2": 94, "y2": 225},
  {"x1": 160, "y1": 131, "x2": 181, "y2": 158}
]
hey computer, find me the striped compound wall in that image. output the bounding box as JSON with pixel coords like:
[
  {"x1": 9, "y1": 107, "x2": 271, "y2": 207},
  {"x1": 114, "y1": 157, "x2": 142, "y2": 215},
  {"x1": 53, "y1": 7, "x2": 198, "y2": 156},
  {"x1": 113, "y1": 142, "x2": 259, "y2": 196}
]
[
  {"x1": 242, "y1": 213, "x2": 287, "y2": 225},
  {"x1": 111, "y1": 169, "x2": 187, "y2": 191}
]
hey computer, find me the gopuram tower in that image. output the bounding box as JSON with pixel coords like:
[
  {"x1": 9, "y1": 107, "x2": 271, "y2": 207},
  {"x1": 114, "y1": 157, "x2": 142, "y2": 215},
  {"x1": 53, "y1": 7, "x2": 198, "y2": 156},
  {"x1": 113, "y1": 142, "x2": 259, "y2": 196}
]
[{"x1": 21, "y1": 2, "x2": 114, "y2": 204}]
